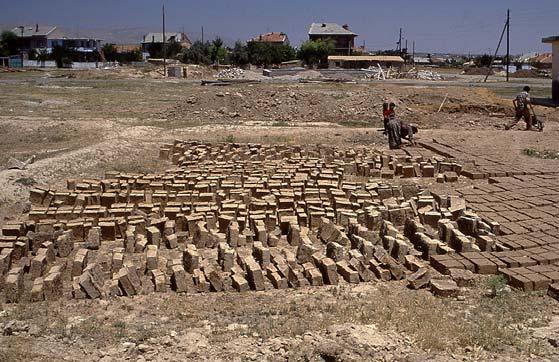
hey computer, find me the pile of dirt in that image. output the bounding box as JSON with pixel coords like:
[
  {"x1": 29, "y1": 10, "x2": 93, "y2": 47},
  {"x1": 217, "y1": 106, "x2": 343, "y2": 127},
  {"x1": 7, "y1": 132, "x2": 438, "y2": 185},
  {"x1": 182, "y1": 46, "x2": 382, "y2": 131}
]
[
  {"x1": 462, "y1": 67, "x2": 493, "y2": 76},
  {"x1": 511, "y1": 69, "x2": 548, "y2": 79}
]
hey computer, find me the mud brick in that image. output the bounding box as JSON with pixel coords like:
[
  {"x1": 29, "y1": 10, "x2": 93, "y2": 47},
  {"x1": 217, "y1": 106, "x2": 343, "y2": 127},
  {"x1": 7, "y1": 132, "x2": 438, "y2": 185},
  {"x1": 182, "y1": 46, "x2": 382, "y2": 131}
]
[
  {"x1": 41, "y1": 241, "x2": 56, "y2": 263},
  {"x1": 30, "y1": 252, "x2": 48, "y2": 279},
  {"x1": 30, "y1": 278, "x2": 44, "y2": 302},
  {"x1": 79, "y1": 270, "x2": 103, "y2": 299},
  {"x1": 443, "y1": 171, "x2": 458, "y2": 183},
  {"x1": 469, "y1": 258, "x2": 498, "y2": 274},
  {"x1": 56, "y1": 231, "x2": 73, "y2": 258},
  {"x1": 193, "y1": 269, "x2": 210, "y2": 293},
  {"x1": 171, "y1": 265, "x2": 192, "y2": 293},
  {"x1": 422, "y1": 165, "x2": 435, "y2": 178},
  {"x1": 296, "y1": 240, "x2": 317, "y2": 264},
  {"x1": 118, "y1": 266, "x2": 142, "y2": 296},
  {"x1": 336, "y1": 260, "x2": 359, "y2": 284},
  {"x1": 146, "y1": 245, "x2": 158, "y2": 271},
  {"x1": 112, "y1": 252, "x2": 124, "y2": 272},
  {"x1": 287, "y1": 223, "x2": 301, "y2": 246},
  {"x1": 123, "y1": 229, "x2": 135, "y2": 253},
  {"x1": 349, "y1": 258, "x2": 373, "y2": 282},
  {"x1": 227, "y1": 222, "x2": 240, "y2": 247},
  {"x1": 165, "y1": 233, "x2": 178, "y2": 249},
  {"x1": 543, "y1": 271, "x2": 559, "y2": 284},
  {"x1": 526, "y1": 273, "x2": 552, "y2": 291},
  {"x1": 253, "y1": 242, "x2": 271, "y2": 267},
  {"x1": 43, "y1": 271, "x2": 63, "y2": 301},
  {"x1": 99, "y1": 221, "x2": 116, "y2": 241},
  {"x1": 326, "y1": 242, "x2": 345, "y2": 262},
  {"x1": 449, "y1": 268, "x2": 475, "y2": 287},
  {"x1": 85, "y1": 227, "x2": 101, "y2": 250},
  {"x1": 548, "y1": 283, "x2": 559, "y2": 301},
  {"x1": 231, "y1": 274, "x2": 249, "y2": 292},
  {"x1": 205, "y1": 268, "x2": 224, "y2": 292},
  {"x1": 430, "y1": 279, "x2": 459, "y2": 297},
  {"x1": 513, "y1": 256, "x2": 537, "y2": 268},
  {"x1": 11, "y1": 240, "x2": 27, "y2": 261},
  {"x1": 407, "y1": 268, "x2": 431, "y2": 289},
  {"x1": 476, "y1": 235, "x2": 495, "y2": 252},
  {"x1": 369, "y1": 259, "x2": 391, "y2": 281},
  {"x1": 499, "y1": 268, "x2": 517, "y2": 282},
  {"x1": 246, "y1": 261, "x2": 265, "y2": 291},
  {"x1": 0, "y1": 252, "x2": 12, "y2": 276},
  {"x1": 319, "y1": 257, "x2": 339, "y2": 285},
  {"x1": 218, "y1": 214, "x2": 234, "y2": 234},
  {"x1": 193, "y1": 221, "x2": 210, "y2": 248},
  {"x1": 66, "y1": 220, "x2": 85, "y2": 242},
  {"x1": 288, "y1": 267, "x2": 310, "y2": 288},
  {"x1": 135, "y1": 234, "x2": 148, "y2": 253},
  {"x1": 4, "y1": 272, "x2": 23, "y2": 303},
  {"x1": 221, "y1": 248, "x2": 235, "y2": 272},
  {"x1": 150, "y1": 269, "x2": 167, "y2": 293},
  {"x1": 404, "y1": 255, "x2": 426, "y2": 272},
  {"x1": 531, "y1": 253, "x2": 551, "y2": 265},
  {"x1": 510, "y1": 274, "x2": 534, "y2": 291},
  {"x1": 146, "y1": 226, "x2": 161, "y2": 248},
  {"x1": 72, "y1": 249, "x2": 89, "y2": 277},
  {"x1": 183, "y1": 244, "x2": 199, "y2": 273},
  {"x1": 72, "y1": 276, "x2": 86, "y2": 299}
]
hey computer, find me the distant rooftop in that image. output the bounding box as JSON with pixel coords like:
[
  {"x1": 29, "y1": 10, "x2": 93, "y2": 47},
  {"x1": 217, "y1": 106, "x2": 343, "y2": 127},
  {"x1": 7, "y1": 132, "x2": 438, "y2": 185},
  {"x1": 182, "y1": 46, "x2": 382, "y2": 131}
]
[
  {"x1": 543, "y1": 36, "x2": 559, "y2": 43},
  {"x1": 142, "y1": 32, "x2": 189, "y2": 43},
  {"x1": 12, "y1": 25, "x2": 56, "y2": 37},
  {"x1": 308, "y1": 23, "x2": 357, "y2": 36},
  {"x1": 248, "y1": 32, "x2": 288, "y2": 43}
]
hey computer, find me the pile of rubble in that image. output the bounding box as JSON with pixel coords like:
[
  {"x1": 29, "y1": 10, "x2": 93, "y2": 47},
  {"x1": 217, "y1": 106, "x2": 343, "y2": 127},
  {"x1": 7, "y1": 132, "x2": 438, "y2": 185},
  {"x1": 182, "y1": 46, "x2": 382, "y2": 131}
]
[
  {"x1": 4, "y1": 140, "x2": 553, "y2": 304},
  {"x1": 216, "y1": 68, "x2": 245, "y2": 79},
  {"x1": 363, "y1": 65, "x2": 399, "y2": 80},
  {"x1": 404, "y1": 68, "x2": 444, "y2": 81}
]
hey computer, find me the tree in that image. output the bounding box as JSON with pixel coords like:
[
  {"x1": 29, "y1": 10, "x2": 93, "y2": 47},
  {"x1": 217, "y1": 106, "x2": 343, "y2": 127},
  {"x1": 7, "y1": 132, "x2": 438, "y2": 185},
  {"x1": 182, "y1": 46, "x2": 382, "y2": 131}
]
[
  {"x1": 0, "y1": 30, "x2": 19, "y2": 56},
  {"x1": 52, "y1": 45, "x2": 74, "y2": 68},
  {"x1": 147, "y1": 42, "x2": 163, "y2": 58},
  {"x1": 181, "y1": 41, "x2": 211, "y2": 64},
  {"x1": 166, "y1": 40, "x2": 183, "y2": 59},
  {"x1": 297, "y1": 39, "x2": 334, "y2": 68},
  {"x1": 246, "y1": 42, "x2": 296, "y2": 67},
  {"x1": 210, "y1": 37, "x2": 226, "y2": 64},
  {"x1": 230, "y1": 41, "x2": 249, "y2": 67},
  {"x1": 102, "y1": 43, "x2": 118, "y2": 61},
  {"x1": 474, "y1": 54, "x2": 492, "y2": 67}
]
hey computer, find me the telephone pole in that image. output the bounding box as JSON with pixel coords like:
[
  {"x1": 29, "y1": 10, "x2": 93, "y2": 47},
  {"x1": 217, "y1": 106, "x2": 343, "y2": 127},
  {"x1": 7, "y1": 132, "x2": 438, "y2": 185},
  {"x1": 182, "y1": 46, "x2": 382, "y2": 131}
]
[
  {"x1": 162, "y1": 2, "x2": 166, "y2": 77},
  {"x1": 412, "y1": 41, "x2": 415, "y2": 66},
  {"x1": 506, "y1": 9, "x2": 510, "y2": 82},
  {"x1": 201, "y1": 26, "x2": 204, "y2": 43},
  {"x1": 398, "y1": 28, "x2": 402, "y2": 52}
]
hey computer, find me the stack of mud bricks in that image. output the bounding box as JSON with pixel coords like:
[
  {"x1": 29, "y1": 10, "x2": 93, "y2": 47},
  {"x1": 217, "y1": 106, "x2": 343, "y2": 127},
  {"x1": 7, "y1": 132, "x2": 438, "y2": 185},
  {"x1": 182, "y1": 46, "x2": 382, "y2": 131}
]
[{"x1": 0, "y1": 141, "x2": 479, "y2": 303}]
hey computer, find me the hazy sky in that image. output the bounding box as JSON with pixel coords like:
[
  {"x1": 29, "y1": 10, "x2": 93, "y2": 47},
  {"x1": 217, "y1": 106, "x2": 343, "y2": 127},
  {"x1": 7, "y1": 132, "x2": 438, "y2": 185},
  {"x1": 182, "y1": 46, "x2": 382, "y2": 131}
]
[{"x1": 1, "y1": 0, "x2": 558, "y2": 54}]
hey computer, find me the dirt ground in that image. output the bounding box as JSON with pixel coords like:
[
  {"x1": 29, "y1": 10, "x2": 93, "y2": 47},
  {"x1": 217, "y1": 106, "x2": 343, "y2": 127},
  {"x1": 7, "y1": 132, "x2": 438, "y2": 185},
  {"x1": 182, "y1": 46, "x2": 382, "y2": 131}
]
[{"x1": 1, "y1": 68, "x2": 559, "y2": 361}]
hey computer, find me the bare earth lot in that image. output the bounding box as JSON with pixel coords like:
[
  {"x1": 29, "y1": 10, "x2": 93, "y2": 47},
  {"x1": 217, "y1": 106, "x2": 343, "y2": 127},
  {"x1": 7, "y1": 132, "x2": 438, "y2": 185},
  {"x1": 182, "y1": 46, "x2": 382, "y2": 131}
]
[{"x1": 1, "y1": 68, "x2": 559, "y2": 361}]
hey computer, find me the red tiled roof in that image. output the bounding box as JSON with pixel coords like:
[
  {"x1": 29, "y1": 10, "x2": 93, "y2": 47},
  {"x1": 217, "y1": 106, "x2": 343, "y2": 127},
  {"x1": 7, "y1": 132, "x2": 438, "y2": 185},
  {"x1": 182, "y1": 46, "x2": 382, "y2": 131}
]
[
  {"x1": 248, "y1": 32, "x2": 287, "y2": 43},
  {"x1": 531, "y1": 53, "x2": 552, "y2": 64}
]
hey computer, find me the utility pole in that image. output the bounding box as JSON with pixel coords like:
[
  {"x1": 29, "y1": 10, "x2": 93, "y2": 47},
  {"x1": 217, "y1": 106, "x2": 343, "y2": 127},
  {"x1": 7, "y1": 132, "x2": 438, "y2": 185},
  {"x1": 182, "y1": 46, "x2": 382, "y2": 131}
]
[
  {"x1": 162, "y1": 2, "x2": 166, "y2": 78},
  {"x1": 412, "y1": 41, "x2": 415, "y2": 66},
  {"x1": 201, "y1": 26, "x2": 204, "y2": 43},
  {"x1": 398, "y1": 28, "x2": 402, "y2": 52},
  {"x1": 506, "y1": 9, "x2": 510, "y2": 82},
  {"x1": 483, "y1": 12, "x2": 508, "y2": 83}
]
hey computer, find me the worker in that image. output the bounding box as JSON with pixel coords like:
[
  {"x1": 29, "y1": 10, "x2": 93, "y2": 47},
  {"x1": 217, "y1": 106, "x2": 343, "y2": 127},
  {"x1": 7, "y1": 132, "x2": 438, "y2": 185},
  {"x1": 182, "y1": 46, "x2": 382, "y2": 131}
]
[
  {"x1": 382, "y1": 102, "x2": 395, "y2": 134},
  {"x1": 386, "y1": 114, "x2": 418, "y2": 149},
  {"x1": 506, "y1": 86, "x2": 534, "y2": 130}
]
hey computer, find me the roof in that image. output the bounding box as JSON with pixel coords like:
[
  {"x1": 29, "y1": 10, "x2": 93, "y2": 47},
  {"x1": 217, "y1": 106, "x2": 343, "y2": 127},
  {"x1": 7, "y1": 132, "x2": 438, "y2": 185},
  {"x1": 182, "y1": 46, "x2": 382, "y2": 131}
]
[
  {"x1": 142, "y1": 32, "x2": 190, "y2": 43},
  {"x1": 531, "y1": 53, "x2": 553, "y2": 64},
  {"x1": 12, "y1": 25, "x2": 57, "y2": 37},
  {"x1": 308, "y1": 23, "x2": 357, "y2": 36},
  {"x1": 248, "y1": 32, "x2": 288, "y2": 43},
  {"x1": 543, "y1": 36, "x2": 559, "y2": 43},
  {"x1": 328, "y1": 55, "x2": 404, "y2": 63}
]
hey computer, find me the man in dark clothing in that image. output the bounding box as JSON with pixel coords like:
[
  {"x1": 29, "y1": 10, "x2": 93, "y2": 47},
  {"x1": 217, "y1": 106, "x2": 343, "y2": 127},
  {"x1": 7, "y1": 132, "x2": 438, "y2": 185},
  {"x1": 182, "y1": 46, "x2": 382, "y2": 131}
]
[
  {"x1": 386, "y1": 115, "x2": 418, "y2": 149},
  {"x1": 506, "y1": 86, "x2": 534, "y2": 130}
]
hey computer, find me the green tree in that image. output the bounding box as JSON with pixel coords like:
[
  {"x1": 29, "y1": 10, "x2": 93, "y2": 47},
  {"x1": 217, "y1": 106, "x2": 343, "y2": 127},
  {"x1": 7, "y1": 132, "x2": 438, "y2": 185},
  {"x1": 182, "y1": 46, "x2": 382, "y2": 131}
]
[
  {"x1": 102, "y1": 43, "x2": 118, "y2": 61},
  {"x1": 166, "y1": 40, "x2": 183, "y2": 59},
  {"x1": 474, "y1": 54, "x2": 493, "y2": 67},
  {"x1": 0, "y1": 30, "x2": 19, "y2": 56},
  {"x1": 230, "y1": 41, "x2": 249, "y2": 67},
  {"x1": 246, "y1": 42, "x2": 296, "y2": 67},
  {"x1": 181, "y1": 41, "x2": 211, "y2": 64},
  {"x1": 210, "y1": 37, "x2": 226, "y2": 64},
  {"x1": 297, "y1": 39, "x2": 334, "y2": 68}
]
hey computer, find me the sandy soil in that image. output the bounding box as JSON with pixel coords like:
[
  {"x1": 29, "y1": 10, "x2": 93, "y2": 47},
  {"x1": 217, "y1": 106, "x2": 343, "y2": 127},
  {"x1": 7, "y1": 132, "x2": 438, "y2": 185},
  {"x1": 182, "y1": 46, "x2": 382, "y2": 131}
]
[{"x1": 1, "y1": 68, "x2": 559, "y2": 361}]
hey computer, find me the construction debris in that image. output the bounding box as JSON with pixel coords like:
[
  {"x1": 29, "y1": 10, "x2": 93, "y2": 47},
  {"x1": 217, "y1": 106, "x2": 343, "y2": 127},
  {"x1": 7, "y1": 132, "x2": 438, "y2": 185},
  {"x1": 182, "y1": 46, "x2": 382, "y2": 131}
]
[{"x1": 6, "y1": 155, "x2": 36, "y2": 170}]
